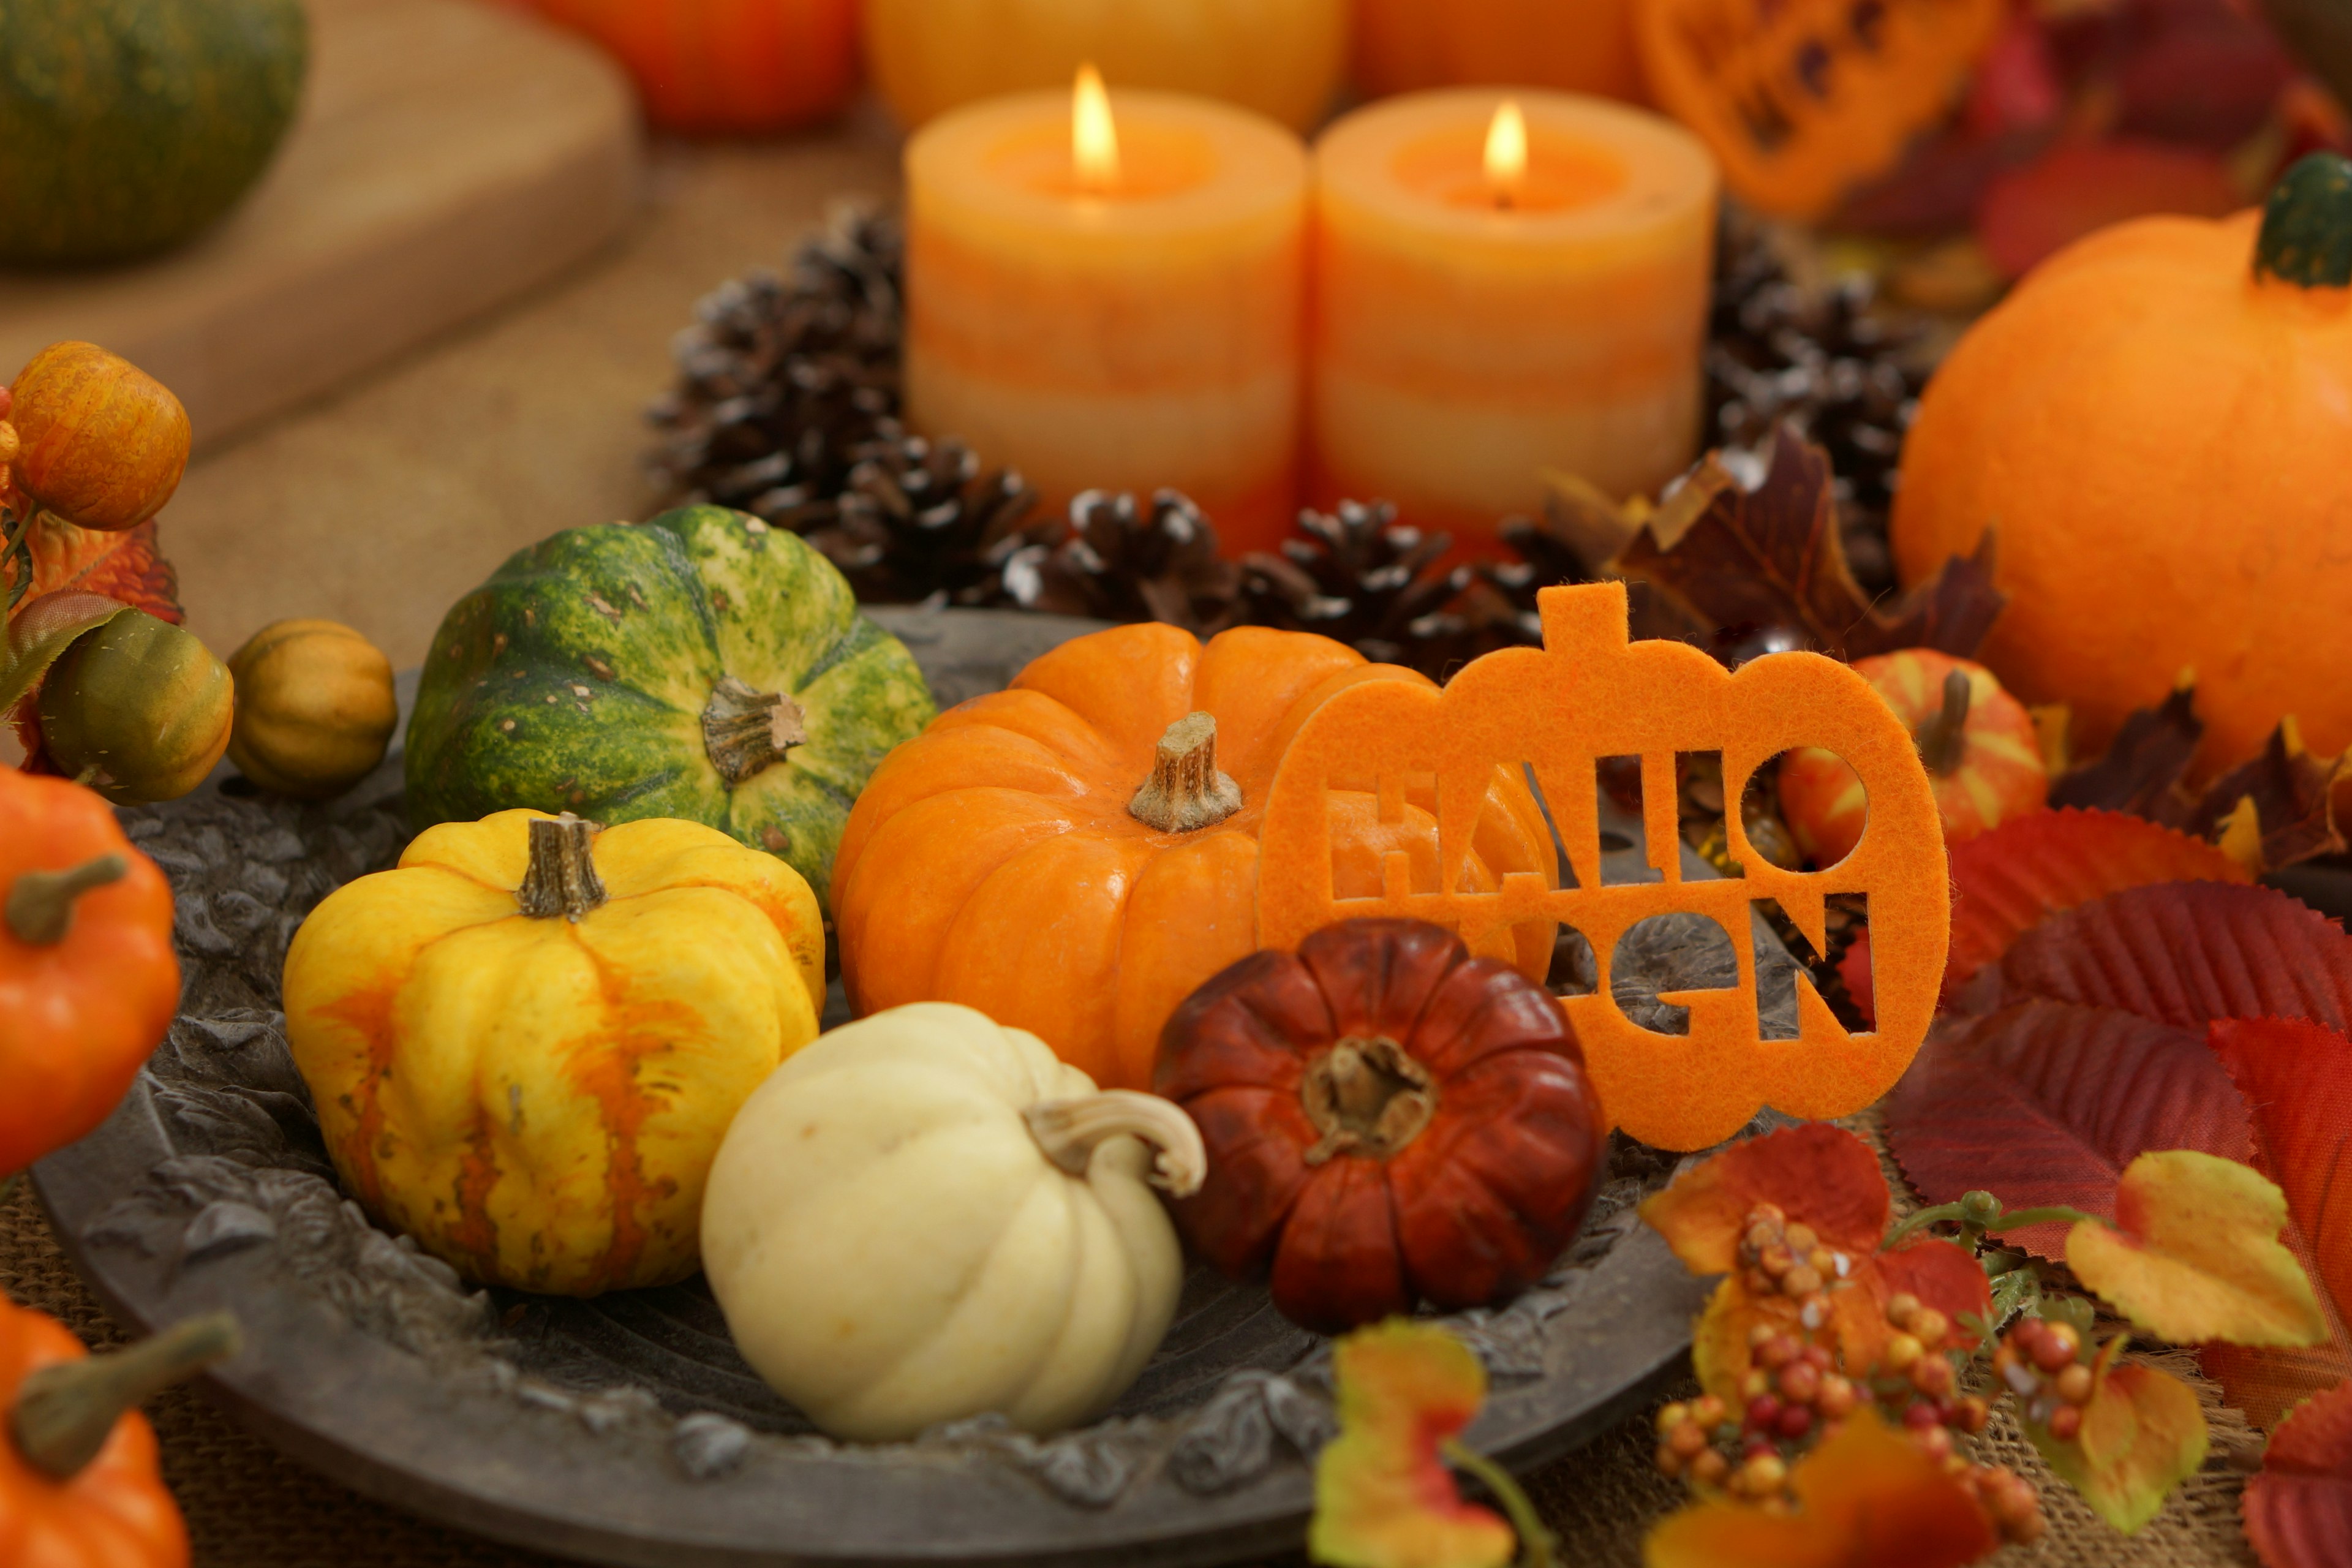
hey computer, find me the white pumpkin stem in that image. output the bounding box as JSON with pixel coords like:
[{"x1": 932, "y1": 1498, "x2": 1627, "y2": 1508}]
[
  {"x1": 1128, "y1": 712, "x2": 1243, "y2": 833},
  {"x1": 1023, "y1": 1091, "x2": 1207, "y2": 1197},
  {"x1": 6, "y1": 853, "x2": 127, "y2": 944},
  {"x1": 516, "y1": 813, "x2": 607, "y2": 921}
]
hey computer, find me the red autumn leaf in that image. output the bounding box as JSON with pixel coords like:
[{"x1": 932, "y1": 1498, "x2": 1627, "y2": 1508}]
[
  {"x1": 1939, "y1": 808, "x2": 2251, "y2": 1008},
  {"x1": 2206, "y1": 1019, "x2": 2352, "y2": 1427},
  {"x1": 2244, "y1": 1379, "x2": 2352, "y2": 1568},
  {"x1": 1964, "y1": 882, "x2": 2352, "y2": 1035},
  {"x1": 1644, "y1": 1409, "x2": 1999, "y2": 1568},
  {"x1": 1886, "y1": 998, "x2": 2257, "y2": 1259},
  {"x1": 1639, "y1": 1123, "x2": 1889, "y2": 1273},
  {"x1": 1839, "y1": 931, "x2": 1875, "y2": 1028},
  {"x1": 2032, "y1": 1336, "x2": 2212, "y2": 1534},
  {"x1": 1607, "y1": 429, "x2": 2007, "y2": 665},
  {"x1": 1832, "y1": 1237, "x2": 1997, "y2": 1371},
  {"x1": 23, "y1": 514, "x2": 182, "y2": 625},
  {"x1": 1975, "y1": 138, "x2": 2242, "y2": 280},
  {"x1": 1310, "y1": 1319, "x2": 1516, "y2": 1568}
]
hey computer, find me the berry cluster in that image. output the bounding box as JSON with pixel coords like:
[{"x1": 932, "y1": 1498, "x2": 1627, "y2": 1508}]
[
  {"x1": 1994, "y1": 1316, "x2": 2093, "y2": 1442},
  {"x1": 1736, "y1": 1202, "x2": 1853, "y2": 1331}
]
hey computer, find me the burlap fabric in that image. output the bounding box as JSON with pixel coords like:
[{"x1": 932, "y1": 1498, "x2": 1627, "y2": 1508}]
[{"x1": 2, "y1": 1167, "x2": 2260, "y2": 1567}]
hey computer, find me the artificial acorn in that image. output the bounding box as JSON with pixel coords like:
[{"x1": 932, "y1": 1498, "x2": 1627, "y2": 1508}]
[
  {"x1": 37, "y1": 611, "x2": 232, "y2": 804},
  {"x1": 226, "y1": 619, "x2": 399, "y2": 799}
]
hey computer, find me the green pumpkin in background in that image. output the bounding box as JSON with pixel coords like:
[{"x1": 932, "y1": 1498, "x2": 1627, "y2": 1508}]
[
  {"x1": 406, "y1": 507, "x2": 937, "y2": 911},
  {"x1": 0, "y1": 0, "x2": 308, "y2": 264}
]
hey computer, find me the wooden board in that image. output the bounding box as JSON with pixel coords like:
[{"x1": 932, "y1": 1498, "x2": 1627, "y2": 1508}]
[{"x1": 0, "y1": 0, "x2": 642, "y2": 453}]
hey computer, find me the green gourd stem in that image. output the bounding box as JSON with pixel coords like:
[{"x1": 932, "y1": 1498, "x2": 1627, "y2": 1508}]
[
  {"x1": 1911, "y1": 669, "x2": 1973, "y2": 777},
  {"x1": 11, "y1": 1312, "x2": 241, "y2": 1480},
  {"x1": 1441, "y1": 1438, "x2": 1558, "y2": 1568},
  {"x1": 2256, "y1": 152, "x2": 2352, "y2": 287},
  {"x1": 1885, "y1": 1197, "x2": 2100, "y2": 1248},
  {"x1": 5, "y1": 853, "x2": 129, "y2": 944}
]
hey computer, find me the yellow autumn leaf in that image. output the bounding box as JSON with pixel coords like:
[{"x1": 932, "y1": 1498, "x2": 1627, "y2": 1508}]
[
  {"x1": 1309, "y1": 1320, "x2": 1517, "y2": 1568},
  {"x1": 2029, "y1": 1338, "x2": 2209, "y2": 1534},
  {"x1": 2067, "y1": 1150, "x2": 2329, "y2": 1346}
]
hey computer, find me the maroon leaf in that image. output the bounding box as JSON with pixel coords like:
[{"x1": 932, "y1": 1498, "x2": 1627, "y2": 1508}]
[
  {"x1": 2184, "y1": 721, "x2": 2347, "y2": 875},
  {"x1": 1962, "y1": 881, "x2": 2352, "y2": 1035},
  {"x1": 1975, "y1": 138, "x2": 2241, "y2": 281},
  {"x1": 1886, "y1": 997, "x2": 2256, "y2": 1258},
  {"x1": 1608, "y1": 428, "x2": 2006, "y2": 663},
  {"x1": 2049, "y1": 684, "x2": 2204, "y2": 818}
]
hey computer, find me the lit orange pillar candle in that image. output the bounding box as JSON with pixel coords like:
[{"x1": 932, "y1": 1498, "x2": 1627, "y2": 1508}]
[
  {"x1": 905, "y1": 72, "x2": 1310, "y2": 554},
  {"x1": 1309, "y1": 89, "x2": 1717, "y2": 546},
  {"x1": 1352, "y1": 0, "x2": 1647, "y2": 104}
]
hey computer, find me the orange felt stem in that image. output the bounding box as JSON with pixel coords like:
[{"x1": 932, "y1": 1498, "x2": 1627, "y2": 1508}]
[{"x1": 1254, "y1": 581, "x2": 1951, "y2": 1150}]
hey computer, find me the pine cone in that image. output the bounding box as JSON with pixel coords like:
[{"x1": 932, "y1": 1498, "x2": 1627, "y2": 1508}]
[
  {"x1": 646, "y1": 205, "x2": 904, "y2": 519},
  {"x1": 1237, "y1": 500, "x2": 1461, "y2": 666},
  {"x1": 778, "y1": 424, "x2": 1041, "y2": 605},
  {"x1": 1704, "y1": 213, "x2": 1921, "y2": 596},
  {"x1": 1002, "y1": 489, "x2": 1240, "y2": 634}
]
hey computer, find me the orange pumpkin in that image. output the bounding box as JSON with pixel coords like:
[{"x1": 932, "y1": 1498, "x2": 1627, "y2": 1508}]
[
  {"x1": 523, "y1": 0, "x2": 858, "y2": 134},
  {"x1": 829, "y1": 624, "x2": 1557, "y2": 1091},
  {"x1": 1777, "y1": 650, "x2": 2046, "y2": 870},
  {"x1": 1894, "y1": 154, "x2": 2352, "y2": 780},
  {"x1": 0, "y1": 770, "x2": 181, "y2": 1175},
  {"x1": 1351, "y1": 0, "x2": 1646, "y2": 104},
  {"x1": 8, "y1": 344, "x2": 190, "y2": 533},
  {"x1": 1, "y1": 1302, "x2": 239, "y2": 1568}
]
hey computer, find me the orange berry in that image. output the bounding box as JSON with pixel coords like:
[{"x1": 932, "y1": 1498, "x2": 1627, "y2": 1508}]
[
  {"x1": 1911, "y1": 1354, "x2": 1956, "y2": 1397},
  {"x1": 1777, "y1": 1361, "x2": 1822, "y2": 1404},
  {"x1": 1949, "y1": 1395, "x2": 1990, "y2": 1434},
  {"x1": 1886, "y1": 1292, "x2": 1921, "y2": 1328},
  {"x1": 1784, "y1": 1222, "x2": 1819, "y2": 1254},
  {"x1": 1689, "y1": 1395, "x2": 1727, "y2": 1429},
  {"x1": 1751, "y1": 1203, "x2": 1787, "y2": 1227},
  {"x1": 2056, "y1": 1364, "x2": 2094, "y2": 1404},
  {"x1": 1758, "y1": 1244, "x2": 1795, "y2": 1278},
  {"x1": 1815, "y1": 1374, "x2": 1858, "y2": 1419},
  {"x1": 1910, "y1": 1308, "x2": 1950, "y2": 1349},
  {"x1": 1746, "y1": 1267, "x2": 1779, "y2": 1296},
  {"x1": 1741, "y1": 1368, "x2": 1773, "y2": 1401},
  {"x1": 1883, "y1": 1333, "x2": 1923, "y2": 1373},
  {"x1": 1990, "y1": 1345, "x2": 2019, "y2": 1384},
  {"x1": 2048, "y1": 1404, "x2": 2083, "y2": 1442},
  {"x1": 1911, "y1": 1425, "x2": 1954, "y2": 1461},
  {"x1": 1801, "y1": 1343, "x2": 1833, "y2": 1370},
  {"x1": 1670, "y1": 1419, "x2": 1709, "y2": 1458},
  {"x1": 1656, "y1": 1402, "x2": 1689, "y2": 1434},
  {"x1": 1740, "y1": 1453, "x2": 1788, "y2": 1494},
  {"x1": 1656, "y1": 1441, "x2": 1685, "y2": 1478},
  {"x1": 1690, "y1": 1448, "x2": 1730, "y2": 1487},
  {"x1": 1744, "y1": 1221, "x2": 1779, "y2": 1256},
  {"x1": 1781, "y1": 1265, "x2": 1824, "y2": 1297},
  {"x1": 2033, "y1": 1323, "x2": 2081, "y2": 1372},
  {"x1": 1748, "y1": 1323, "x2": 1777, "y2": 1349}
]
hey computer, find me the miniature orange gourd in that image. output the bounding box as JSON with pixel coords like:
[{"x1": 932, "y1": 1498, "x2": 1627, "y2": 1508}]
[
  {"x1": 7, "y1": 344, "x2": 191, "y2": 533},
  {"x1": 524, "y1": 0, "x2": 858, "y2": 133},
  {"x1": 1894, "y1": 154, "x2": 2352, "y2": 779},
  {"x1": 0, "y1": 770, "x2": 180, "y2": 1175},
  {"x1": 829, "y1": 624, "x2": 1558, "y2": 1091},
  {"x1": 1254, "y1": 582, "x2": 1951, "y2": 1152},
  {"x1": 1, "y1": 1303, "x2": 239, "y2": 1568},
  {"x1": 1778, "y1": 649, "x2": 2046, "y2": 869}
]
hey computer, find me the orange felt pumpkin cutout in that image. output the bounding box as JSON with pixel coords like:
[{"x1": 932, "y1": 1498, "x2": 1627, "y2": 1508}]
[
  {"x1": 1254, "y1": 582, "x2": 1950, "y2": 1150},
  {"x1": 1633, "y1": 0, "x2": 2004, "y2": 220}
]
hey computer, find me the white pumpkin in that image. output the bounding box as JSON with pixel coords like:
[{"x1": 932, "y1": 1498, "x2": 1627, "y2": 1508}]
[{"x1": 700, "y1": 1001, "x2": 1208, "y2": 1442}]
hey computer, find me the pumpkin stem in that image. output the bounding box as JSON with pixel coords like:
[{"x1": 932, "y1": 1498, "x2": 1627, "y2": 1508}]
[
  {"x1": 703, "y1": 676, "x2": 809, "y2": 788},
  {"x1": 5, "y1": 853, "x2": 129, "y2": 945},
  {"x1": 1128, "y1": 712, "x2": 1243, "y2": 833},
  {"x1": 1301, "y1": 1037, "x2": 1440, "y2": 1163},
  {"x1": 516, "y1": 813, "x2": 607, "y2": 922},
  {"x1": 10, "y1": 1311, "x2": 241, "y2": 1481},
  {"x1": 1023, "y1": 1090, "x2": 1207, "y2": 1197},
  {"x1": 2256, "y1": 152, "x2": 2352, "y2": 288},
  {"x1": 1911, "y1": 668, "x2": 1972, "y2": 777}
]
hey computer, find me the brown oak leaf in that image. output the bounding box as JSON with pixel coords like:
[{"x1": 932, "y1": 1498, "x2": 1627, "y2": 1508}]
[
  {"x1": 2182, "y1": 719, "x2": 2348, "y2": 875},
  {"x1": 2048, "y1": 683, "x2": 2204, "y2": 819},
  {"x1": 1608, "y1": 426, "x2": 2006, "y2": 662}
]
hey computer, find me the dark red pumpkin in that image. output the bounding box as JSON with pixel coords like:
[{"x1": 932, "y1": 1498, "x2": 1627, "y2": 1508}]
[{"x1": 1155, "y1": 918, "x2": 1607, "y2": 1334}]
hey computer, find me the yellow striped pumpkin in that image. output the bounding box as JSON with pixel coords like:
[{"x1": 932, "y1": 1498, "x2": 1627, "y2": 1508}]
[{"x1": 282, "y1": 809, "x2": 823, "y2": 1295}]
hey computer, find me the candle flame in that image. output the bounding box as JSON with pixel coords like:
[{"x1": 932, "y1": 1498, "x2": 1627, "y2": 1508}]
[
  {"x1": 1072, "y1": 62, "x2": 1120, "y2": 194},
  {"x1": 1484, "y1": 99, "x2": 1527, "y2": 207}
]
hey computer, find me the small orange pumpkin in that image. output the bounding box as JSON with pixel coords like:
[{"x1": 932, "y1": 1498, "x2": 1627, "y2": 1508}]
[
  {"x1": 1894, "y1": 154, "x2": 2352, "y2": 780},
  {"x1": 1777, "y1": 650, "x2": 2046, "y2": 870},
  {"x1": 7, "y1": 344, "x2": 191, "y2": 533},
  {"x1": 522, "y1": 0, "x2": 859, "y2": 134},
  {"x1": 0, "y1": 769, "x2": 181, "y2": 1175},
  {"x1": 829, "y1": 624, "x2": 1557, "y2": 1091},
  {"x1": 1, "y1": 1302, "x2": 239, "y2": 1568}
]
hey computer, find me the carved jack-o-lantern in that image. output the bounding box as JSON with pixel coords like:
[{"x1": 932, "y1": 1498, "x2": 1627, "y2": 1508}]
[{"x1": 1254, "y1": 581, "x2": 1948, "y2": 1150}]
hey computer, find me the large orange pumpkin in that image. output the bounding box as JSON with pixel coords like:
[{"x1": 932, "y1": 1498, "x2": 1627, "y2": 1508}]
[
  {"x1": 830, "y1": 624, "x2": 1558, "y2": 1091},
  {"x1": 522, "y1": 0, "x2": 858, "y2": 134},
  {"x1": 1893, "y1": 154, "x2": 2352, "y2": 780}
]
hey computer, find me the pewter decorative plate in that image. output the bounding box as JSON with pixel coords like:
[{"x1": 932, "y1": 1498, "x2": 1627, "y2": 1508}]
[{"x1": 34, "y1": 606, "x2": 1785, "y2": 1568}]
